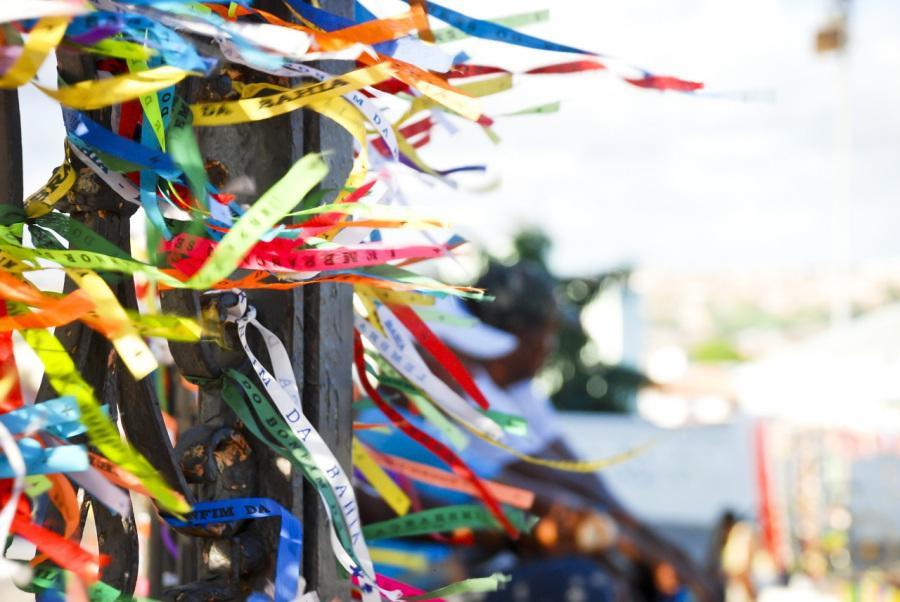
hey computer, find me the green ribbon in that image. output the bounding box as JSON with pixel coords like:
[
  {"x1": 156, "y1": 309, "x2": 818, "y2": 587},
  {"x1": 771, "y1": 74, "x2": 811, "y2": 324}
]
[
  {"x1": 35, "y1": 213, "x2": 133, "y2": 260},
  {"x1": 407, "y1": 573, "x2": 512, "y2": 600},
  {"x1": 184, "y1": 153, "x2": 328, "y2": 289},
  {"x1": 220, "y1": 369, "x2": 360, "y2": 566},
  {"x1": 376, "y1": 367, "x2": 469, "y2": 451},
  {"x1": 503, "y1": 101, "x2": 561, "y2": 116},
  {"x1": 167, "y1": 95, "x2": 207, "y2": 206},
  {"x1": 0, "y1": 205, "x2": 26, "y2": 227},
  {"x1": 362, "y1": 504, "x2": 537, "y2": 541},
  {"x1": 431, "y1": 9, "x2": 550, "y2": 43},
  {"x1": 21, "y1": 566, "x2": 153, "y2": 601},
  {"x1": 483, "y1": 409, "x2": 528, "y2": 436}
]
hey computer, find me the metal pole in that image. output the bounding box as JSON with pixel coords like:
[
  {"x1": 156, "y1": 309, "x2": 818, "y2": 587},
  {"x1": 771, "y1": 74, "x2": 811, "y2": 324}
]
[{"x1": 0, "y1": 89, "x2": 23, "y2": 204}]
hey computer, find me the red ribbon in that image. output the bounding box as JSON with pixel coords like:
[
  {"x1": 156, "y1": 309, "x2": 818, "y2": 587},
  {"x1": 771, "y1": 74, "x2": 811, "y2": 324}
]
[
  {"x1": 449, "y1": 64, "x2": 509, "y2": 78},
  {"x1": 0, "y1": 485, "x2": 104, "y2": 583},
  {"x1": 353, "y1": 333, "x2": 518, "y2": 539},
  {"x1": 384, "y1": 303, "x2": 490, "y2": 409},
  {"x1": 373, "y1": 116, "x2": 434, "y2": 158},
  {"x1": 524, "y1": 59, "x2": 606, "y2": 75},
  {"x1": 625, "y1": 75, "x2": 704, "y2": 92},
  {"x1": 291, "y1": 178, "x2": 378, "y2": 229}
]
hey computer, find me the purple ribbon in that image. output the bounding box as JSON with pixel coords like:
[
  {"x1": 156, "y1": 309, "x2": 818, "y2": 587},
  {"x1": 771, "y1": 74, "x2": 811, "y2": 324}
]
[{"x1": 67, "y1": 23, "x2": 123, "y2": 46}]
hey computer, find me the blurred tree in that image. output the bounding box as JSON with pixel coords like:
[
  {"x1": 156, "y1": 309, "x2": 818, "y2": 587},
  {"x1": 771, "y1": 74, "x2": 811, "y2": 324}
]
[{"x1": 499, "y1": 228, "x2": 650, "y2": 413}]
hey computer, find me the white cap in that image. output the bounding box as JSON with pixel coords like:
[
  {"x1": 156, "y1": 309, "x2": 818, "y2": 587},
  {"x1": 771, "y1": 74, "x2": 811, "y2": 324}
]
[{"x1": 426, "y1": 296, "x2": 518, "y2": 360}]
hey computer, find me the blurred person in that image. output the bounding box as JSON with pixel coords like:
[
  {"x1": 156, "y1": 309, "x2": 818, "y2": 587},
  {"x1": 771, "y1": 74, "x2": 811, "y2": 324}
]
[
  {"x1": 708, "y1": 510, "x2": 760, "y2": 601},
  {"x1": 441, "y1": 262, "x2": 718, "y2": 601},
  {"x1": 357, "y1": 262, "x2": 718, "y2": 601}
]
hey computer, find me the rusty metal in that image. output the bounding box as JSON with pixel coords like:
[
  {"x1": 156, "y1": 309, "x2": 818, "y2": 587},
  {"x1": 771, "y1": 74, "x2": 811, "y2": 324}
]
[
  {"x1": 0, "y1": 1, "x2": 358, "y2": 598},
  {"x1": 0, "y1": 0, "x2": 362, "y2": 601}
]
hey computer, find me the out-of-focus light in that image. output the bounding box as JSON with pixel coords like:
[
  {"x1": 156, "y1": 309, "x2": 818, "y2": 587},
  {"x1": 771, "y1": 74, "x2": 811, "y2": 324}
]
[
  {"x1": 646, "y1": 345, "x2": 688, "y2": 384},
  {"x1": 581, "y1": 285, "x2": 624, "y2": 365},
  {"x1": 692, "y1": 395, "x2": 732, "y2": 424},
  {"x1": 637, "y1": 390, "x2": 690, "y2": 428},
  {"x1": 586, "y1": 374, "x2": 609, "y2": 399},
  {"x1": 829, "y1": 507, "x2": 852, "y2": 531}
]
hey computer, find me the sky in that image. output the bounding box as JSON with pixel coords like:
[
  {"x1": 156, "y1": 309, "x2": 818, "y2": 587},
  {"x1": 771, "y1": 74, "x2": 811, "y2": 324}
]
[
  {"x1": 393, "y1": 0, "x2": 900, "y2": 275},
  {"x1": 18, "y1": 0, "x2": 900, "y2": 277}
]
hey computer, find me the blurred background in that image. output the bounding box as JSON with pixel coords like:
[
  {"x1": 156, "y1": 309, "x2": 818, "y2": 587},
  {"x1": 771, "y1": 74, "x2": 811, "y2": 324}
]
[
  {"x1": 16, "y1": 0, "x2": 900, "y2": 599},
  {"x1": 378, "y1": 0, "x2": 900, "y2": 598}
]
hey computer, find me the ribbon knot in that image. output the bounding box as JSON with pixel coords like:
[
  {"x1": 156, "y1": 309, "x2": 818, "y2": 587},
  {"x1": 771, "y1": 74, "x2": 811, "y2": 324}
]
[{"x1": 206, "y1": 288, "x2": 249, "y2": 323}]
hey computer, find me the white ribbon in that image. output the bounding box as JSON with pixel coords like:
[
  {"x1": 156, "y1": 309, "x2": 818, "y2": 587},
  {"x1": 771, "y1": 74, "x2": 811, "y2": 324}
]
[
  {"x1": 67, "y1": 139, "x2": 142, "y2": 207},
  {"x1": 357, "y1": 305, "x2": 503, "y2": 441},
  {"x1": 0, "y1": 1, "x2": 90, "y2": 24},
  {"x1": 69, "y1": 466, "x2": 133, "y2": 517},
  {"x1": 220, "y1": 291, "x2": 398, "y2": 602}
]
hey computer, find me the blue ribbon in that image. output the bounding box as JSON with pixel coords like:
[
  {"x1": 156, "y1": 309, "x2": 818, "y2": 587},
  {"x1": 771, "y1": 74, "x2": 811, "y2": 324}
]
[
  {"x1": 149, "y1": 1, "x2": 288, "y2": 72},
  {"x1": 165, "y1": 498, "x2": 303, "y2": 602},
  {"x1": 0, "y1": 397, "x2": 108, "y2": 440},
  {"x1": 354, "y1": 1, "x2": 377, "y2": 23},
  {"x1": 285, "y1": 0, "x2": 355, "y2": 31},
  {"x1": 138, "y1": 60, "x2": 174, "y2": 240},
  {"x1": 63, "y1": 110, "x2": 181, "y2": 181},
  {"x1": 45, "y1": 419, "x2": 88, "y2": 440},
  {"x1": 0, "y1": 438, "x2": 88, "y2": 477},
  {"x1": 397, "y1": 152, "x2": 486, "y2": 177},
  {"x1": 0, "y1": 397, "x2": 78, "y2": 435},
  {"x1": 284, "y1": 0, "x2": 398, "y2": 55},
  {"x1": 397, "y1": 0, "x2": 596, "y2": 56},
  {"x1": 69, "y1": 12, "x2": 214, "y2": 73}
]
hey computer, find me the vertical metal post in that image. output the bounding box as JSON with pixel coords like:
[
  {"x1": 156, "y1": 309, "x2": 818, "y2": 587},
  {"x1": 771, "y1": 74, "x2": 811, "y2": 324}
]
[
  {"x1": 5, "y1": 0, "x2": 355, "y2": 595},
  {"x1": 174, "y1": 0, "x2": 356, "y2": 596},
  {"x1": 0, "y1": 90, "x2": 23, "y2": 204},
  {"x1": 300, "y1": 1, "x2": 356, "y2": 598}
]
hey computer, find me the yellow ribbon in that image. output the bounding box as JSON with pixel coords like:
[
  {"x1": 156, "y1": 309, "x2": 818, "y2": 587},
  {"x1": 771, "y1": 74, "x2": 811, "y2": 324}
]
[
  {"x1": 36, "y1": 66, "x2": 191, "y2": 111},
  {"x1": 24, "y1": 161, "x2": 75, "y2": 218},
  {"x1": 191, "y1": 64, "x2": 391, "y2": 126},
  {"x1": 465, "y1": 422, "x2": 661, "y2": 473},
  {"x1": 67, "y1": 270, "x2": 159, "y2": 380},
  {"x1": 0, "y1": 17, "x2": 70, "y2": 88},
  {"x1": 353, "y1": 438, "x2": 411, "y2": 516},
  {"x1": 22, "y1": 328, "x2": 189, "y2": 514},
  {"x1": 398, "y1": 74, "x2": 512, "y2": 126}
]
